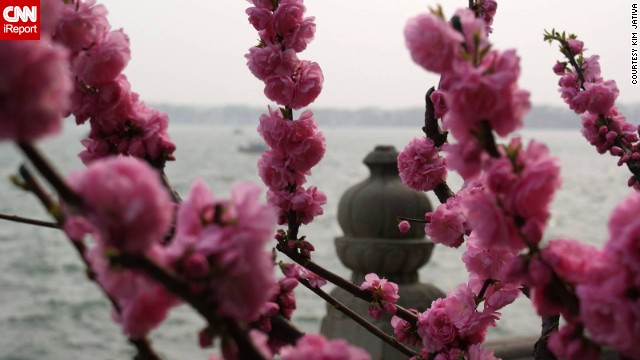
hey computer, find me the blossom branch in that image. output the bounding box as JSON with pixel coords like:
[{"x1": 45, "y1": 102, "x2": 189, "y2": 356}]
[
  {"x1": 110, "y1": 253, "x2": 267, "y2": 360},
  {"x1": 298, "y1": 278, "x2": 421, "y2": 358},
  {"x1": 276, "y1": 244, "x2": 419, "y2": 326},
  {"x1": 14, "y1": 165, "x2": 170, "y2": 359},
  {"x1": 0, "y1": 213, "x2": 58, "y2": 229},
  {"x1": 533, "y1": 315, "x2": 560, "y2": 360}
]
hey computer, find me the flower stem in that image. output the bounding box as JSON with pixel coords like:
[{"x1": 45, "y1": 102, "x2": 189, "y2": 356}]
[
  {"x1": 298, "y1": 278, "x2": 420, "y2": 358},
  {"x1": 0, "y1": 213, "x2": 58, "y2": 229}
]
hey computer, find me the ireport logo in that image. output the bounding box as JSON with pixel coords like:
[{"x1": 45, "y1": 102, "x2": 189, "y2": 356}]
[{"x1": 1, "y1": 0, "x2": 40, "y2": 40}]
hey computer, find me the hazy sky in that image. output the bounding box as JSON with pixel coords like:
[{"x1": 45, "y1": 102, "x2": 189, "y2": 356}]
[{"x1": 105, "y1": 1, "x2": 639, "y2": 109}]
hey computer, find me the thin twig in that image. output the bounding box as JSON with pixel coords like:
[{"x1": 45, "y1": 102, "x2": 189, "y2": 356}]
[
  {"x1": 17, "y1": 142, "x2": 82, "y2": 207},
  {"x1": 0, "y1": 213, "x2": 58, "y2": 229},
  {"x1": 130, "y1": 338, "x2": 163, "y2": 360},
  {"x1": 276, "y1": 245, "x2": 419, "y2": 326},
  {"x1": 299, "y1": 279, "x2": 421, "y2": 358}
]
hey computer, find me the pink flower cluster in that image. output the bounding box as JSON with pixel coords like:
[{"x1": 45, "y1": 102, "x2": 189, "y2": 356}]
[
  {"x1": 64, "y1": 157, "x2": 279, "y2": 339},
  {"x1": 65, "y1": 157, "x2": 178, "y2": 338},
  {"x1": 245, "y1": 0, "x2": 323, "y2": 109},
  {"x1": 0, "y1": 5, "x2": 72, "y2": 142},
  {"x1": 544, "y1": 193, "x2": 640, "y2": 359},
  {"x1": 550, "y1": 33, "x2": 640, "y2": 188},
  {"x1": 258, "y1": 108, "x2": 327, "y2": 226},
  {"x1": 66, "y1": 157, "x2": 173, "y2": 254},
  {"x1": 166, "y1": 180, "x2": 278, "y2": 325},
  {"x1": 463, "y1": 138, "x2": 561, "y2": 252},
  {"x1": 51, "y1": 0, "x2": 176, "y2": 166},
  {"x1": 424, "y1": 195, "x2": 468, "y2": 248},
  {"x1": 414, "y1": 284, "x2": 501, "y2": 359},
  {"x1": 405, "y1": 8, "x2": 530, "y2": 173},
  {"x1": 398, "y1": 137, "x2": 448, "y2": 192},
  {"x1": 359, "y1": 273, "x2": 399, "y2": 319},
  {"x1": 280, "y1": 334, "x2": 370, "y2": 360}
]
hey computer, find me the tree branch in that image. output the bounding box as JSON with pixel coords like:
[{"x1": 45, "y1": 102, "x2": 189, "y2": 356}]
[
  {"x1": 0, "y1": 213, "x2": 58, "y2": 229},
  {"x1": 299, "y1": 279, "x2": 420, "y2": 358}
]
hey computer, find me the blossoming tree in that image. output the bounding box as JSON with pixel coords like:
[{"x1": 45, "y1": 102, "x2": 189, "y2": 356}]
[{"x1": 0, "y1": 0, "x2": 638, "y2": 359}]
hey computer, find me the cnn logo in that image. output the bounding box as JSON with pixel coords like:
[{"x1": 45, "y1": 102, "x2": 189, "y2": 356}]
[
  {"x1": 3, "y1": 6, "x2": 37, "y2": 23},
  {"x1": 1, "y1": 0, "x2": 40, "y2": 40}
]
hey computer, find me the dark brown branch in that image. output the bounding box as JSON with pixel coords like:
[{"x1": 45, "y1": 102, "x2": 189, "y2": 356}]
[
  {"x1": 422, "y1": 87, "x2": 449, "y2": 148},
  {"x1": 130, "y1": 338, "x2": 163, "y2": 360},
  {"x1": 269, "y1": 314, "x2": 305, "y2": 344},
  {"x1": 18, "y1": 164, "x2": 56, "y2": 212},
  {"x1": 276, "y1": 245, "x2": 419, "y2": 326},
  {"x1": 533, "y1": 315, "x2": 559, "y2": 360},
  {"x1": 0, "y1": 213, "x2": 58, "y2": 229},
  {"x1": 15, "y1": 164, "x2": 167, "y2": 359},
  {"x1": 299, "y1": 279, "x2": 420, "y2": 358},
  {"x1": 17, "y1": 142, "x2": 82, "y2": 207},
  {"x1": 433, "y1": 182, "x2": 455, "y2": 204}
]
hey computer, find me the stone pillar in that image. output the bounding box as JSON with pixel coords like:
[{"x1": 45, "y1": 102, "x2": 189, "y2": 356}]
[{"x1": 320, "y1": 145, "x2": 445, "y2": 360}]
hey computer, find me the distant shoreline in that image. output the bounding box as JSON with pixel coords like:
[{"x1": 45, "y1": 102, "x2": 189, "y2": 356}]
[{"x1": 153, "y1": 103, "x2": 640, "y2": 130}]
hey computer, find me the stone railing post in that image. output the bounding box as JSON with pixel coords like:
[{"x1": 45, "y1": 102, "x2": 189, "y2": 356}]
[{"x1": 320, "y1": 145, "x2": 445, "y2": 359}]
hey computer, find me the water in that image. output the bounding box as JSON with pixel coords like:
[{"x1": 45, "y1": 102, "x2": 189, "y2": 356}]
[{"x1": 0, "y1": 123, "x2": 632, "y2": 359}]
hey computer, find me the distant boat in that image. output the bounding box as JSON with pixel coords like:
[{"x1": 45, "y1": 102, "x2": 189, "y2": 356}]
[{"x1": 238, "y1": 141, "x2": 268, "y2": 153}]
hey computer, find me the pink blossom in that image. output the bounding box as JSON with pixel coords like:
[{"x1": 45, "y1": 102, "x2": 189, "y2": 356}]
[
  {"x1": 398, "y1": 137, "x2": 448, "y2": 192},
  {"x1": 478, "y1": 0, "x2": 498, "y2": 33},
  {"x1": 360, "y1": 273, "x2": 399, "y2": 319},
  {"x1": 510, "y1": 139, "x2": 561, "y2": 225},
  {"x1": 168, "y1": 181, "x2": 278, "y2": 324},
  {"x1": 482, "y1": 282, "x2": 520, "y2": 311},
  {"x1": 452, "y1": 8, "x2": 489, "y2": 56},
  {"x1": 259, "y1": 109, "x2": 326, "y2": 172},
  {"x1": 425, "y1": 197, "x2": 466, "y2": 248},
  {"x1": 299, "y1": 268, "x2": 327, "y2": 288},
  {"x1": 283, "y1": 16, "x2": 316, "y2": 52},
  {"x1": 258, "y1": 149, "x2": 306, "y2": 190},
  {"x1": 541, "y1": 238, "x2": 600, "y2": 284},
  {"x1": 72, "y1": 29, "x2": 131, "y2": 86},
  {"x1": 246, "y1": 6, "x2": 273, "y2": 32},
  {"x1": 606, "y1": 191, "x2": 640, "y2": 271},
  {"x1": 54, "y1": 0, "x2": 111, "y2": 52},
  {"x1": 40, "y1": 0, "x2": 66, "y2": 36},
  {"x1": 290, "y1": 186, "x2": 327, "y2": 224},
  {"x1": 566, "y1": 39, "x2": 584, "y2": 55},
  {"x1": 463, "y1": 234, "x2": 516, "y2": 280},
  {"x1": 430, "y1": 89, "x2": 448, "y2": 119},
  {"x1": 273, "y1": 0, "x2": 306, "y2": 37},
  {"x1": 581, "y1": 107, "x2": 636, "y2": 154},
  {"x1": 86, "y1": 244, "x2": 179, "y2": 338},
  {"x1": 468, "y1": 344, "x2": 499, "y2": 360},
  {"x1": 581, "y1": 55, "x2": 602, "y2": 82},
  {"x1": 264, "y1": 74, "x2": 296, "y2": 106},
  {"x1": 553, "y1": 61, "x2": 567, "y2": 75},
  {"x1": 417, "y1": 298, "x2": 458, "y2": 352},
  {"x1": 548, "y1": 324, "x2": 600, "y2": 360},
  {"x1": 577, "y1": 274, "x2": 637, "y2": 356},
  {"x1": 570, "y1": 80, "x2": 619, "y2": 115},
  {"x1": 246, "y1": 44, "x2": 298, "y2": 81},
  {"x1": 391, "y1": 314, "x2": 421, "y2": 347},
  {"x1": 441, "y1": 50, "x2": 530, "y2": 140},
  {"x1": 462, "y1": 191, "x2": 521, "y2": 251},
  {"x1": 444, "y1": 284, "x2": 477, "y2": 333},
  {"x1": 0, "y1": 39, "x2": 72, "y2": 141},
  {"x1": 67, "y1": 157, "x2": 173, "y2": 254},
  {"x1": 398, "y1": 220, "x2": 411, "y2": 233},
  {"x1": 443, "y1": 141, "x2": 485, "y2": 180},
  {"x1": 404, "y1": 13, "x2": 464, "y2": 74},
  {"x1": 291, "y1": 61, "x2": 323, "y2": 109},
  {"x1": 71, "y1": 74, "x2": 133, "y2": 125},
  {"x1": 281, "y1": 334, "x2": 371, "y2": 360}
]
